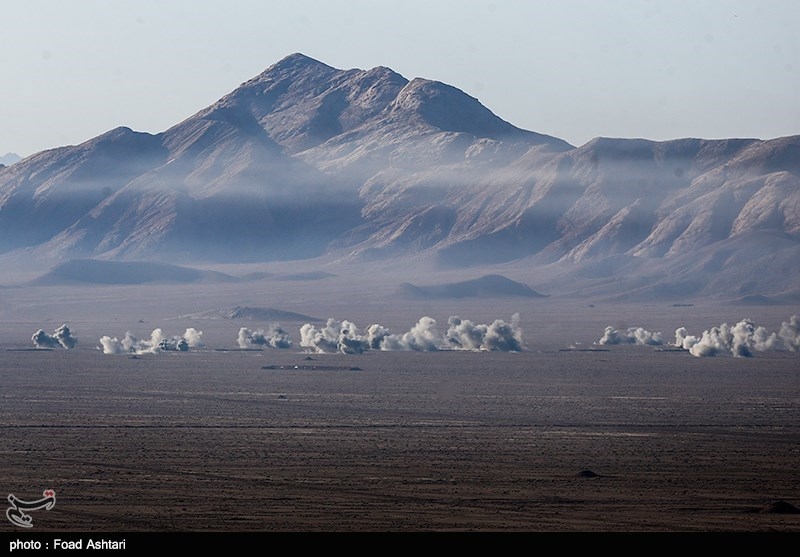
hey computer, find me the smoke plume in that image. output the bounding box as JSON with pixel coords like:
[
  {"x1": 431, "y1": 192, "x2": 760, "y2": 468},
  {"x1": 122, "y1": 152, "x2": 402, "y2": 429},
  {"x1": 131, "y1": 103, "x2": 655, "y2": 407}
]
[
  {"x1": 237, "y1": 325, "x2": 293, "y2": 349},
  {"x1": 299, "y1": 314, "x2": 523, "y2": 353},
  {"x1": 445, "y1": 314, "x2": 523, "y2": 351},
  {"x1": 596, "y1": 315, "x2": 800, "y2": 357},
  {"x1": 674, "y1": 315, "x2": 800, "y2": 357},
  {"x1": 99, "y1": 327, "x2": 204, "y2": 354},
  {"x1": 31, "y1": 323, "x2": 78, "y2": 349},
  {"x1": 596, "y1": 326, "x2": 663, "y2": 346}
]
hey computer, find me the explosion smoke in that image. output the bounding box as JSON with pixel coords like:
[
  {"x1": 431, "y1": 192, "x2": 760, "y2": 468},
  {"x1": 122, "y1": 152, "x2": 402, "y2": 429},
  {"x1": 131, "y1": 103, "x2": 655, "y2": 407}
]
[
  {"x1": 596, "y1": 326, "x2": 663, "y2": 346},
  {"x1": 445, "y1": 314, "x2": 523, "y2": 351},
  {"x1": 99, "y1": 327, "x2": 204, "y2": 354},
  {"x1": 237, "y1": 325, "x2": 293, "y2": 349},
  {"x1": 673, "y1": 315, "x2": 800, "y2": 357},
  {"x1": 31, "y1": 323, "x2": 77, "y2": 349},
  {"x1": 299, "y1": 314, "x2": 523, "y2": 354}
]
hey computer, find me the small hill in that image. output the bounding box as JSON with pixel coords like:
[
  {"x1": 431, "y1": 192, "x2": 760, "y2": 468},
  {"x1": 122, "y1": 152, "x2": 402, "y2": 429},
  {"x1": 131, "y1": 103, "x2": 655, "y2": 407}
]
[
  {"x1": 274, "y1": 271, "x2": 336, "y2": 281},
  {"x1": 176, "y1": 306, "x2": 319, "y2": 322},
  {"x1": 31, "y1": 259, "x2": 237, "y2": 285},
  {"x1": 397, "y1": 274, "x2": 547, "y2": 299}
]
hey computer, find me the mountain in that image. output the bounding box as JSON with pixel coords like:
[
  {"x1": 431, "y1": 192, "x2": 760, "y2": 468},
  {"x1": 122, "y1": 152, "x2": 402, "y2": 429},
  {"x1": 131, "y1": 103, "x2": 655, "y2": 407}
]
[
  {"x1": 0, "y1": 152, "x2": 21, "y2": 166},
  {"x1": 0, "y1": 53, "x2": 798, "y2": 301}
]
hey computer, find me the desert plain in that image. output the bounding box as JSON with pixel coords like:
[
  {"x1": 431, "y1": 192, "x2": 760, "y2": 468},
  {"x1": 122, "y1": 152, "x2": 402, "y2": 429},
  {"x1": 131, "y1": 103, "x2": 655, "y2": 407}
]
[{"x1": 1, "y1": 263, "x2": 799, "y2": 534}]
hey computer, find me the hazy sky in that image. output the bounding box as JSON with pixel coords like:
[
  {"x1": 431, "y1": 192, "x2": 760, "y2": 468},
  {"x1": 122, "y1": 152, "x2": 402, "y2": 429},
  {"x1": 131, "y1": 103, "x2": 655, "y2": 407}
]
[{"x1": 3, "y1": 0, "x2": 798, "y2": 158}]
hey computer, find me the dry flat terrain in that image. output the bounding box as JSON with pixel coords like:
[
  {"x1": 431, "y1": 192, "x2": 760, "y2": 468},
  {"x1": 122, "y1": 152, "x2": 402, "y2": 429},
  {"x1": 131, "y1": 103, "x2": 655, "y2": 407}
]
[{"x1": 0, "y1": 277, "x2": 799, "y2": 533}]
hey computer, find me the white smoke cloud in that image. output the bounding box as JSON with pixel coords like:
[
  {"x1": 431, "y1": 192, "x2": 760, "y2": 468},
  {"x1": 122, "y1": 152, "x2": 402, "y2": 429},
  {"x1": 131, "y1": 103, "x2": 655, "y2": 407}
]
[
  {"x1": 778, "y1": 314, "x2": 800, "y2": 351},
  {"x1": 596, "y1": 325, "x2": 663, "y2": 346},
  {"x1": 31, "y1": 323, "x2": 77, "y2": 349},
  {"x1": 365, "y1": 323, "x2": 392, "y2": 350},
  {"x1": 98, "y1": 327, "x2": 204, "y2": 355},
  {"x1": 299, "y1": 318, "x2": 370, "y2": 354},
  {"x1": 392, "y1": 316, "x2": 443, "y2": 352},
  {"x1": 299, "y1": 314, "x2": 523, "y2": 353},
  {"x1": 445, "y1": 314, "x2": 523, "y2": 351},
  {"x1": 673, "y1": 315, "x2": 800, "y2": 357},
  {"x1": 237, "y1": 325, "x2": 293, "y2": 349},
  {"x1": 182, "y1": 327, "x2": 204, "y2": 348},
  {"x1": 673, "y1": 326, "x2": 699, "y2": 350}
]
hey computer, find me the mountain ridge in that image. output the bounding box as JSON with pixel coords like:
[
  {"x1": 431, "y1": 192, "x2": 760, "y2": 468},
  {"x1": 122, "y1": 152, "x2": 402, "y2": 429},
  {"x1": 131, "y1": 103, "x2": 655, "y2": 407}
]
[{"x1": 0, "y1": 52, "x2": 797, "y2": 301}]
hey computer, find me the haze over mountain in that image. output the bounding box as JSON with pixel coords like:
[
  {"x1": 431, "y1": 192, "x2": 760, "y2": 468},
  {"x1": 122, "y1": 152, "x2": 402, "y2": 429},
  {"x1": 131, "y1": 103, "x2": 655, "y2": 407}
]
[{"x1": 1, "y1": 53, "x2": 798, "y2": 302}]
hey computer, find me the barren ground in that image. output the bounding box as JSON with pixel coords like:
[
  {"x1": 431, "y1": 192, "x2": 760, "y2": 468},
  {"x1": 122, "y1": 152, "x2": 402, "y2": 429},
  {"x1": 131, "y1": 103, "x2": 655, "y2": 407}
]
[{"x1": 0, "y1": 276, "x2": 798, "y2": 533}]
